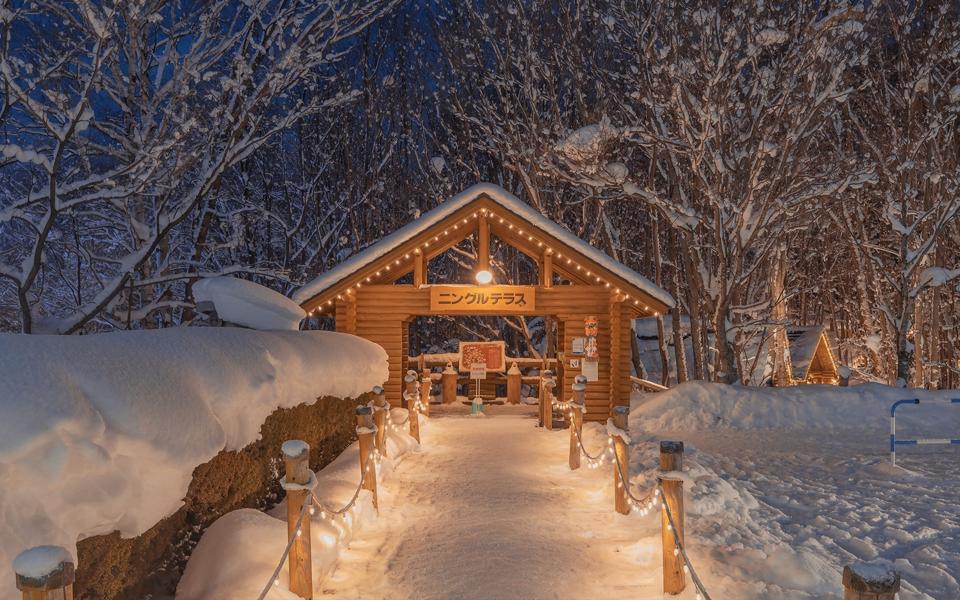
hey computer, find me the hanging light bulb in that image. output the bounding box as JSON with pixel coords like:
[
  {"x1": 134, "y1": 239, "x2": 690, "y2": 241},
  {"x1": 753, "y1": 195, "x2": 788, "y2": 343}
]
[{"x1": 475, "y1": 269, "x2": 494, "y2": 284}]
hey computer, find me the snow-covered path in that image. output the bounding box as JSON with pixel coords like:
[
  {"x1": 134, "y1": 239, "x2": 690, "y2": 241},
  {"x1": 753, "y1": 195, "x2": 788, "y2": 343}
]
[{"x1": 320, "y1": 409, "x2": 664, "y2": 600}]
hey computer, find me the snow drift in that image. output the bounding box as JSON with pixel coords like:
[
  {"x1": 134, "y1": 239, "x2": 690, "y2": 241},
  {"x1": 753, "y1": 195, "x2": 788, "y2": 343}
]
[
  {"x1": 193, "y1": 276, "x2": 306, "y2": 331},
  {"x1": 630, "y1": 381, "x2": 958, "y2": 433},
  {"x1": 0, "y1": 328, "x2": 388, "y2": 598}
]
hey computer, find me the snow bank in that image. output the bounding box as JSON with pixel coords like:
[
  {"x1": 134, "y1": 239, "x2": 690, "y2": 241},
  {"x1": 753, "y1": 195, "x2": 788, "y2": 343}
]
[
  {"x1": 627, "y1": 383, "x2": 960, "y2": 598},
  {"x1": 194, "y1": 276, "x2": 305, "y2": 330},
  {"x1": 630, "y1": 381, "x2": 957, "y2": 433},
  {"x1": 0, "y1": 328, "x2": 388, "y2": 598},
  {"x1": 177, "y1": 409, "x2": 422, "y2": 599}
]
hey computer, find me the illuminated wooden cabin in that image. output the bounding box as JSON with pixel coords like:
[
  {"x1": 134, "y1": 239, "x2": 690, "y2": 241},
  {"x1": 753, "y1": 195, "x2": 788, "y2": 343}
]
[
  {"x1": 788, "y1": 326, "x2": 839, "y2": 385},
  {"x1": 295, "y1": 183, "x2": 674, "y2": 421}
]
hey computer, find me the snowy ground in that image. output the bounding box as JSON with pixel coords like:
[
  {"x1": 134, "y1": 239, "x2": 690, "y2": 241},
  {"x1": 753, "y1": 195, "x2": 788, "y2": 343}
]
[
  {"x1": 179, "y1": 383, "x2": 957, "y2": 599},
  {"x1": 320, "y1": 406, "x2": 664, "y2": 600},
  {"x1": 630, "y1": 382, "x2": 960, "y2": 600},
  {"x1": 660, "y1": 430, "x2": 959, "y2": 599}
]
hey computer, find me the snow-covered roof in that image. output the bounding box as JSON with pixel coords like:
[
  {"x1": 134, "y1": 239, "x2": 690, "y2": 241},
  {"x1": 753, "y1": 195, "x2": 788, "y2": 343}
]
[
  {"x1": 294, "y1": 183, "x2": 674, "y2": 309},
  {"x1": 787, "y1": 326, "x2": 836, "y2": 380}
]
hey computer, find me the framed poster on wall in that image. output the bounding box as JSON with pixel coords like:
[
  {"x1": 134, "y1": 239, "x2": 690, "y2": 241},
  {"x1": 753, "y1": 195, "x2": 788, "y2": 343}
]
[{"x1": 459, "y1": 341, "x2": 507, "y2": 373}]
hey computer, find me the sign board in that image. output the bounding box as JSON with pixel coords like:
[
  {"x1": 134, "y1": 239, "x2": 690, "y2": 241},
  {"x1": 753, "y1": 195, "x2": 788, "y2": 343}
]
[
  {"x1": 431, "y1": 285, "x2": 536, "y2": 314},
  {"x1": 581, "y1": 358, "x2": 599, "y2": 382},
  {"x1": 571, "y1": 337, "x2": 586, "y2": 356},
  {"x1": 469, "y1": 363, "x2": 487, "y2": 380},
  {"x1": 459, "y1": 341, "x2": 506, "y2": 373},
  {"x1": 569, "y1": 358, "x2": 580, "y2": 369}
]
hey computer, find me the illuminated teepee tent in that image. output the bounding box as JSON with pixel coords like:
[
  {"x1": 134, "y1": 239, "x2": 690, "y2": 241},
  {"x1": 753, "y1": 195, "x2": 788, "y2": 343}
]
[{"x1": 787, "y1": 326, "x2": 839, "y2": 385}]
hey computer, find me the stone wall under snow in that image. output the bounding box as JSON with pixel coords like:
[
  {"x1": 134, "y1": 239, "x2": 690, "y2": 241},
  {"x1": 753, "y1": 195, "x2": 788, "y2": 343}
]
[{"x1": 0, "y1": 328, "x2": 389, "y2": 600}]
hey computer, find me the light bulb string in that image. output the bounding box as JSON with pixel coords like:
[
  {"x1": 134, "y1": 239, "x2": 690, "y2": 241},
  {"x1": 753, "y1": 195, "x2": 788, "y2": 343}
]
[
  {"x1": 612, "y1": 448, "x2": 654, "y2": 506},
  {"x1": 658, "y1": 480, "x2": 712, "y2": 600},
  {"x1": 255, "y1": 492, "x2": 311, "y2": 600},
  {"x1": 310, "y1": 450, "x2": 377, "y2": 517},
  {"x1": 573, "y1": 425, "x2": 608, "y2": 462}
]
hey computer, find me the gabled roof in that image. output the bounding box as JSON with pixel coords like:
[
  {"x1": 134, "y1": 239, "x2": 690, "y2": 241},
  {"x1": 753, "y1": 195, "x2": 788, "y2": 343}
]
[
  {"x1": 787, "y1": 326, "x2": 837, "y2": 381},
  {"x1": 294, "y1": 183, "x2": 674, "y2": 312}
]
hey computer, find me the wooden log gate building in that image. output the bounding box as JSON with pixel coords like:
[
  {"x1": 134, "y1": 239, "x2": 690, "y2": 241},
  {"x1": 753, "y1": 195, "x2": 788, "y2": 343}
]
[{"x1": 295, "y1": 183, "x2": 674, "y2": 422}]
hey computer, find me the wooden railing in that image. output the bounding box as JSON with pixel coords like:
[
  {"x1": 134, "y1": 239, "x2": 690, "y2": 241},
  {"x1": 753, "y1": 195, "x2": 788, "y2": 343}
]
[{"x1": 630, "y1": 375, "x2": 669, "y2": 393}]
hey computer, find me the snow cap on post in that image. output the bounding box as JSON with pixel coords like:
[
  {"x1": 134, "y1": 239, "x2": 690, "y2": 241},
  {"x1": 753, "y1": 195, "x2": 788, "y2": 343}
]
[
  {"x1": 14, "y1": 545, "x2": 75, "y2": 592},
  {"x1": 281, "y1": 439, "x2": 310, "y2": 459},
  {"x1": 660, "y1": 441, "x2": 684, "y2": 456},
  {"x1": 843, "y1": 562, "x2": 900, "y2": 598}
]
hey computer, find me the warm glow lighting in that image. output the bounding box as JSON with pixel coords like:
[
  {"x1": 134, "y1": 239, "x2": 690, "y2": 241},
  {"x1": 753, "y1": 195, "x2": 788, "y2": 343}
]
[{"x1": 475, "y1": 270, "x2": 494, "y2": 284}]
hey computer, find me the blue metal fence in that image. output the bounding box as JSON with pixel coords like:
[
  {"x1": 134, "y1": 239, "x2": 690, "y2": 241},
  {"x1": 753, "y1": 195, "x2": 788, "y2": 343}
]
[{"x1": 889, "y1": 398, "x2": 960, "y2": 465}]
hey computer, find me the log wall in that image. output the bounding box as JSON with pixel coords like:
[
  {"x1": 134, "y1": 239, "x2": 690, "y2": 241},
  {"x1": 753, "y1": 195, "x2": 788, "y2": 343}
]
[{"x1": 339, "y1": 285, "x2": 635, "y2": 421}]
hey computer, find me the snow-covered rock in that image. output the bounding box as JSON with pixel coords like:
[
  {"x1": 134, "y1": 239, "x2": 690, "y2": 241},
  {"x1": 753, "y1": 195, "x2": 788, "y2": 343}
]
[
  {"x1": 0, "y1": 328, "x2": 387, "y2": 597},
  {"x1": 193, "y1": 276, "x2": 305, "y2": 331}
]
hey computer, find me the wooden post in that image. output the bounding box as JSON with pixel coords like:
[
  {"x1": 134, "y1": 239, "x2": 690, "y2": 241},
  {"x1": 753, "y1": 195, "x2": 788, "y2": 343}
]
[
  {"x1": 658, "y1": 440, "x2": 685, "y2": 595},
  {"x1": 420, "y1": 375, "x2": 431, "y2": 417},
  {"x1": 540, "y1": 371, "x2": 555, "y2": 429},
  {"x1": 507, "y1": 362, "x2": 521, "y2": 404},
  {"x1": 612, "y1": 405, "x2": 630, "y2": 515},
  {"x1": 404, "y1": 372, "x2": 420, "y2": 443},
  {"x1": 546, "y1": 372, "x2": 557, "y2": 430},
  {"x1": 372, "y1": 386, "x2": 388, "y2": 458},
  {"x1": 542, "y1": 251, "x2": 553, "y2": 288},
  {"x1": 442, "y1": 362, "x2": 457, "y2": 404},
  {"x1": 538, "y1": 372, "x2": 548, "y2": 427},
  {"x1": 14, "y1": 546, "x2": 75, "y2": 600},
  {"x1": 282, "y1": 440, "x2": 313, "y2": 599},
  {"x1": 842, "y1": 563, "x2": 901, "y2": 600},
  {"x1": 413, "y1": 249, "x2": 425, "y2": 287},
  {"x1": 478, "y1": 213, "x2": 490, "y2": 272},
  {"x1": 356, "y1": 406, "x2": 379, "y2": 510},
  {"x1": 568, "y1": 382, "x2": 586, "y2": 470}
]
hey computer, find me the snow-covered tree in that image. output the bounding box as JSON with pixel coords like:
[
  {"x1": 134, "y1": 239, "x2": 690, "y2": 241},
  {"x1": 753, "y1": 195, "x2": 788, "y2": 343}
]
[
  {"x1": 0, "y1": 0, "x2": 394, "y2": 332},
  {"x1": 834, "y1": 2, "x2": 960, "y2": 385}
]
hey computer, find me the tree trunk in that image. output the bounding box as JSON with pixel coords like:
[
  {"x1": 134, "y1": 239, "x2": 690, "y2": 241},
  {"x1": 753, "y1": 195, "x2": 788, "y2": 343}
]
[
  {"x1": 678, "y1": 232, "x2": 706, "y2": 379},
  {"x1": 713, "y1": 302, "x2": 738, "y2": 384},
  {"x1": 651, "y1": 215, "x2": 671, "y2": 385},
  {"x1": 768, "y1": 245, "x2": 793, "y2": 386}
]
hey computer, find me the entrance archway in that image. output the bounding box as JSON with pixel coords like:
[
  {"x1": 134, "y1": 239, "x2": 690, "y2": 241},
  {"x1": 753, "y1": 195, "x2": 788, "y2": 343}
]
[{"x1": 294, "y1": 183, "x2": 674, "y2": 421}]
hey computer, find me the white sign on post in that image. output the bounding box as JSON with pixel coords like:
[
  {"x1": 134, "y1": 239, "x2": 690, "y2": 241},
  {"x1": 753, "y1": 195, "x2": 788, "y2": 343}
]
[{"x1": 470, "y1": 363, "x2": 487, "y2": 380}]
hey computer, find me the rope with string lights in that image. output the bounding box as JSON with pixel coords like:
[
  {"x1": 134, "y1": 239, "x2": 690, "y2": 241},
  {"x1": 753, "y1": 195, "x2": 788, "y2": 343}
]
[
  {"x1": 255, "y1": 432, "x2": 382, "y2": 599},
  {"x1": 254, "y1": 492, "x2": 312, "y2": 600},
  {"x1": 563, "y1": 413, "x2": 713, "y2": 599},
  {"x1": 659, "y1": 480, "x2": 712, "y2": 600}
]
